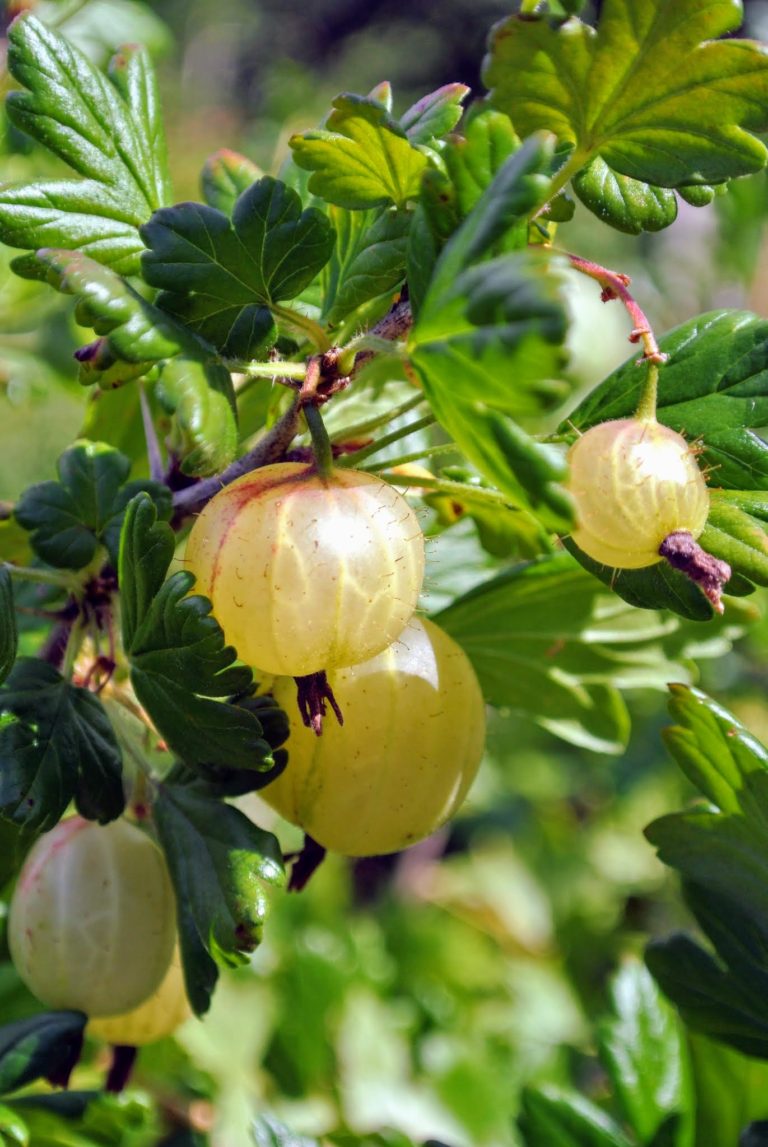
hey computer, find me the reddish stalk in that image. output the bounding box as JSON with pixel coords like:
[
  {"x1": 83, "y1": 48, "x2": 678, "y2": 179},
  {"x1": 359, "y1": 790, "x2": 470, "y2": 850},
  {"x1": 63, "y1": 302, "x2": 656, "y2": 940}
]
[{"x1": 564, "y1": 253, "x2": 667, "y2": 365}]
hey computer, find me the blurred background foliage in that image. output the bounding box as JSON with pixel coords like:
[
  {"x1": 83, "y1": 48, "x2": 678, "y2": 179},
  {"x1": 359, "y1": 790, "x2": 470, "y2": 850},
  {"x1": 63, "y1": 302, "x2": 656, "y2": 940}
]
[{"x1": 2, "y1": 1, "x2": 768, "y2": 1145}]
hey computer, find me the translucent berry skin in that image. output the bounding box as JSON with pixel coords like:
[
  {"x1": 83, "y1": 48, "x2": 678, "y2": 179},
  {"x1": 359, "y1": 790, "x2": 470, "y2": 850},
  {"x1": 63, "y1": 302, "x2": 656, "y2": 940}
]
[
  {"x1": 88, "y1": 947, "x2": 190, "y2": 1046},
  {"x1": 184, "y1": 462, "x2": 425, "y2": 676},
  {"x1": 567, "y1": 418, "x2": 709, "y2": 569},
  {"x1": 260, "y1": 617, "x2": 486, "y2": 856},
  {"x1": 9, "y1": 817, "x2": 176, "y2": 1017}
]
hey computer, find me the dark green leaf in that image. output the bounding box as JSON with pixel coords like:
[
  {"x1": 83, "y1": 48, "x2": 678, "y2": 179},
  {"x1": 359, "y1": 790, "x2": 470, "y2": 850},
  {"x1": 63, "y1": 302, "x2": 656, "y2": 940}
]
[
  {"x1": 0, "y1": 820, "x2": 36, "y2": 890},
  {"x1": 153, "y1": 784, "x2": 284, "y2": 1015},
  {"x1": 119, "y1": 495, "x2": 274, "y2": 771},
  {"x1": 0, "y1": 571, "x2": 17, "y2": 688},
  {"x1": 1, "y1": 14, "x2": 170, "y2": 274},
  {"x1": 0, "y1": 659, "x2": 123, "y2": 830},
  {"x1": 699, "y1": 495, "x2": 768, "y2": 590},
  {"x1": 323, "y1": 207, "x2": 409, "y2": 325},
  {"x1": 19, "y1": 248, "x2": 238, "y2": 477},
  {"x1": 289, "y1": 94, "x2": 428, "y2": 209},
  {"x1": 399, "y1": 83, "x2": 469, "y2": 148},
  {"x1": 201, "y1": 148, "x2": 263, "y2": 214},
  {"x1": 518, "y1": 1085, "x2": 633, "y2": 1147},
  {"x1": 563, "y1": 537, "x2": 716, "y2": 623},
  {"x1": 0, "y1": 1012, "x2": 86, "y2": 1096},
  {"x1": 252, "y1": 1114, "x2": 319, "y2": 1146},
  {"x1": 141, "y1": 177, "x2": 335, "y2": 357},
  {"x1": 15, "y1": 440, "x2": 170, "y2": 570},
  {"x1": 484, "y1": 1, "x2": 768, "y2": 188},
  {"x1": 599, "y1": 962, "x2": 692, "y2": 1145},
  {"x1": 572, "y1": 157, "x2": 678, "y2": 235},
  {"x1": 433, "y1": 552, "x2": 695, "y2": 752},
  {"x1": 741, "y1": 1124, "x2": 768, "y2": 1147}
]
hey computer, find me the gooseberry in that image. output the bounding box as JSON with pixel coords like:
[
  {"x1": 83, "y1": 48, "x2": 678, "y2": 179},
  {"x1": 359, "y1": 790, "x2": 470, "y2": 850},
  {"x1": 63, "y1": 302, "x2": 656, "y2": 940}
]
[
  {"x1": 184, "y1": 462, "x2": 425, "y2": 676},
  {"x1": 567, "y1": 417, "x2": 709, "y2": 568},
  {"x1": 260, "y1": 616, "x2": 486, "y2": 856},
  {"x1": 88, "y1": 947, "x2": 190, "y2": 1046},
  {"x1": 9, "y1": 816, "x2": 176, "y2": 1017}
]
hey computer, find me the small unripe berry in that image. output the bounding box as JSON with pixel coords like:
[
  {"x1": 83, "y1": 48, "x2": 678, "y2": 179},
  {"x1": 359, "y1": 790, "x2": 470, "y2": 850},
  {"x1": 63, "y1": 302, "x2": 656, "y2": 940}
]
[{"x1": 567, "y1": 418, "x2": 709, "y2": 569}]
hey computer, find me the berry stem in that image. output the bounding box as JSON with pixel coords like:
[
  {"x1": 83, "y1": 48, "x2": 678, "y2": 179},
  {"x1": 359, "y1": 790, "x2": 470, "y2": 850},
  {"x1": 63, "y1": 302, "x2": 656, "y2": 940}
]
[
  {"x1": 635, "y1": 361, "x2": 660, "y2": 423},
  {"x1": 303, "y1": 403, "x2": 335, "y2": 481},
  {"x1": 562, "y1": 253, "x2": 667, "y2": 365}
]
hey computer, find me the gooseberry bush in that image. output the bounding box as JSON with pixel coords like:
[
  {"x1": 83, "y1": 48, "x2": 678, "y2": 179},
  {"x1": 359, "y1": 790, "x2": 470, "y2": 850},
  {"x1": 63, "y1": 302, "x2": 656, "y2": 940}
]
[{"x1": 3, "y1": 0, "x2": 768, "y2": 1143}]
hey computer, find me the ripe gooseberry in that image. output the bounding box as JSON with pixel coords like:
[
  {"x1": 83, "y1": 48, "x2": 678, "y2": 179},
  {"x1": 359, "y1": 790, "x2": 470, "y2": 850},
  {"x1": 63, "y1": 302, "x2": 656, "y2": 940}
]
[
  {"x1": 566, "y1": 417, "x2": 709, "y2": 568},
  {"x1": 184, "y1": 462, "x2": 425, "y2": 676},
  {"x1": 9, "y1": 816, "x2": 176, "y2": 1017},
  {"x1": 88, "y1": 947, "x2": 190, "y2": 1046},
  {"x1": 260, "y1": 616, "x2": 486, "y2": 856}
]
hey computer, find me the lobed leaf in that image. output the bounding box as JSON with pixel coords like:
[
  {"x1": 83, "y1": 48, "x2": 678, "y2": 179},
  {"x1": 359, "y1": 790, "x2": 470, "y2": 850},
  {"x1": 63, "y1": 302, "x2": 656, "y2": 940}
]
[
  {"x1": 141, "y1": 177, "x2": 335, "y2": 358},
  {"x1": 23, "y1": 249, "x2": 238, "y2": 477},
  {"x1": 201, "y1": 149, "x2": 264, "y2": 215},
  {"x1": 289, "y1": 94, "x2": 428, "y2": 210},
  {"x1": 399, "y1": 83, "x2": 468, "y2": 148},
  {"x1": 119, "y1": 495, "x2": 274, "y2": 771},
  {"x1": 483, "y1": 0, "x2": 768, "y2": 190},
  {"x1": 15, "y1": 440, "x2": 171, "y2": 570},
  {"x1": 572, "y1": 156, "x2": 678, "y2": 235},
  {"x1": 0, "y1": 659, "x2": 123, "y2": 831},
  {"x1": 645, "y1": 687, "x2": 768, "y2": 1058},
  {"x1": 323, "y1": 207, "x2": 410, "y2": 324},
  {"x1": 1, "y1": 14, "x2": 171, "y2": 274},
  {"x1": 153, "y1": 784, "x2": 285, "y2": 1015}
]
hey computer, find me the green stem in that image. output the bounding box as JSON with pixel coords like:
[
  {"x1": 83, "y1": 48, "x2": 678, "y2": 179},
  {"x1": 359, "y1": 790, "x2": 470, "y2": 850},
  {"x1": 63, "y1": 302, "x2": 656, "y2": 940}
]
[
  {"x1": 60, "y1": 617, "x2": 86, "y2": 681},
  {"x1": 242, "y1": 361, "x2": 308, "y2": 381},
  {"x1": 270, "y1": 303, "x2": 331, "y2": 352},
  {"x1": 376, "y1": 471, "x2": 515, "y2": 509},
  {"x1": 304, "y1": 405, "x2": 335, "y2": 480},
  {"x1": 329, "y1": 392, "x2": 426, "y2": 444},
  {"x1": 538, "y1": 148, "x2": 590, "y2": 214},
  {"x1": 4, "y1": 562, "x2": 79, "y2": 591},
  {"x1": 364, "y1": 442, "x2": 458, "y2": 473},
  {"x1": 635, "y1": 361, "x2": 660, "y2": 422},
  {"x1": 335, "y1": 414, "x2": 437, "y2": 468}
]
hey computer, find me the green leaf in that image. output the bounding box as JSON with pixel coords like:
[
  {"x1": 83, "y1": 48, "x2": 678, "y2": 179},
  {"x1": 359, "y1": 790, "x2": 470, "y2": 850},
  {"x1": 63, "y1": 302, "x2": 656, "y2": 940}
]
[
  {"x1": 0, "y1": 1103, "x2": 27, "y2": 1146},
  {"x1": 289, "y1": 94, "x2": 429, "y2": 210},
  {"x1": 562, "y1": 310, "x2": 768, "y2": 491},
  {"x1": 409, "y1": 138, "x2": 574, "y2": 532},
  {"x1": 1, "y1": 14, "x2": 170, "y2": 274},
  {"x1": 119, "y1": 494, "x2": 274, "y2": 772},
  {"x1": 572, "y1": 157, "x2": 678, "y2": 235},
  {"x1": 407, "y1": 107, "x2": 522, "y2": 313},
  {"x1": 599, "y1": 962, "x2": 692, "y2": 1146},
  {"x1": 663, "y1": 685, "x2": 768, "y2": 822},
  {"x1": 483, "y1": 0, "x2": 768, "y2": 189},
  {"x1": 0, "y1": 659, "x2": 123, "y2": 830},
  {"x1": 141, "y1": 177, "x2": 335, "y2": 358},
  {"x1": 24, "y1": 248, "x2": 239, "y2": 477},
  {"x1": 323, "y1": 207, "x2": 410, "y2": 324},
  {"x1": 14, "y1": 440, "x2": 171, "y2": 570},
  {"x1": 688, "y1": 1035, "x2": 768, "y2": 1147},
  {"x1": 518, "y1": 1085, "x2": 634, "y2": 1147},
  {"x1": 252, "y1": 1115, "x2": 319, "y2": 1147},
  {"x1": 645, "y1": 687, "x2": 768, "y2": 1057},
  {"x1": 699, "y1": 494, "x2": 768, "y2": 591},
  {"x1": 0, "y1": 571, "x2": 17, "y2": 689},
  {"x1": 201, "y1": 148, "x2": 263, "y2": 215},
  {"x1": 0, "y1": 1012, "x2": 86, "y2": 1096},
  {"x1": 153, "y1": 784, "x2": 284, "y2": 1016},
  {"x1": 433, "y1": 552, "x2": 698, "y2": 752},
  {"x1": 563, "y1": 538, "x2": 716, "y2": 623},
  {"x1": 399, "y1": 83, "x2": 469, "y2": 148}
]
